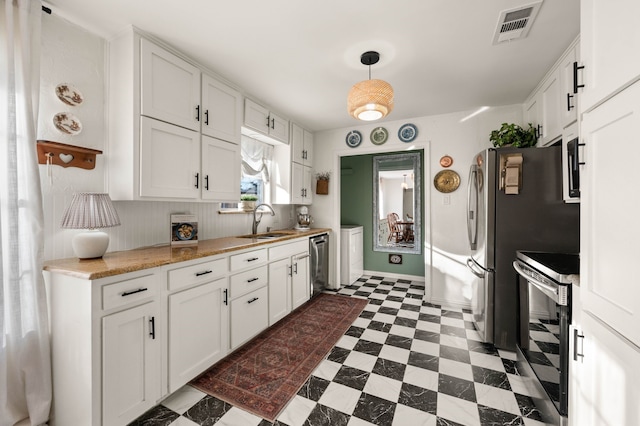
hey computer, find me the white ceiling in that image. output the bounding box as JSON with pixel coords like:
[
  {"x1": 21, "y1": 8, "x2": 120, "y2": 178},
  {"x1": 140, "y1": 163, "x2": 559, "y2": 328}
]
[{"x1": 46, "y1": 0, "x2": 580, "y2": 132}]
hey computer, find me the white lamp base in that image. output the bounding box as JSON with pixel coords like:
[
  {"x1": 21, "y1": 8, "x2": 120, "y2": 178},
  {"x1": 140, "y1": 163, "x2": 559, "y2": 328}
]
[{"x1": 72, "y1": 230, "x2": 110, "y2": 259}]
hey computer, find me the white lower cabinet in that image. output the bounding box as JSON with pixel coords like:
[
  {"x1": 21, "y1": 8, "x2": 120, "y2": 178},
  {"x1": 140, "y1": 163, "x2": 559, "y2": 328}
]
[
  {"x1": 291, "y1": 253, "x2": 310, "y2": 310},
  {"x1": 103, "y1": 302, "x2": 161, "y2": 426},
  {"x1": 268, "y1": 239, "x2": 311, "y2": 317},
  {"x1": 168, "y1": 277, "x2": 228, "y2": 393},
  {"x1": 571, "y1": 312, "x2": 640, "y2": 426},
  {"x1": 268, "y1": 258, "x2": 291, "y2": 325},
  {"x1": 230, "y1": 285, "x2": 269, "y2": 349}
]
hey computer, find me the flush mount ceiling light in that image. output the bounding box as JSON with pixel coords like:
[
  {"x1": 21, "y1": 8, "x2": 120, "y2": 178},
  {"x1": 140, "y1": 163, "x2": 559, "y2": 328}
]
[{"x1": 347, "y1": 51, "x2": 394, "y2": 121}]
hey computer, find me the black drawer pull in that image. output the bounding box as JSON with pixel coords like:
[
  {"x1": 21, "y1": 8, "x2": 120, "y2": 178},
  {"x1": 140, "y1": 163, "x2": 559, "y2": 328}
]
[
  {"x1": 195, "y1": 270, "x2": 213, "y2": 277},
  {"x1": 149, "y1": 316, "x2": 156, "y2": 339},
  {"x1": 223, "y1": 289, "x2": 228, "y2": 306},
  {"x1": 246, "y1": 257, "x2": 259, "y2": 262},
  {"x1": 121, "y1": 288, "x2": 148, "y2": 297},
  {"x1": 247, "y1": 277, "x2": 259, "y2": 283},
  {"x1": 248, "y1": 297, "x2": 259, "y2": 304}
]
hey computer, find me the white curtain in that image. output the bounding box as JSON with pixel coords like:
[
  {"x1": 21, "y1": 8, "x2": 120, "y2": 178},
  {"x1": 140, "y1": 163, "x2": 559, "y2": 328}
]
[
  {"x1": 241, "y1": 136, "x2": 273, "y2": 182},
  {"x1": 0, "y1": 1, "x2": 52, "y2": 425}
]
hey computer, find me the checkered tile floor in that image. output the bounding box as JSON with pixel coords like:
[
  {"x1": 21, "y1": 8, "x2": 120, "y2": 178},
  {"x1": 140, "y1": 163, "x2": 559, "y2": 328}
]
[{"x1": 129, "y1": 276, "x2": 549, "y2": 426}]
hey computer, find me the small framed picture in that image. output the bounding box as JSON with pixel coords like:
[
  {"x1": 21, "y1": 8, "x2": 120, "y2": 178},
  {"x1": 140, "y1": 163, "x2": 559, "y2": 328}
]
[
  {"x1": 389, "y1": 254, "x2": 403, "y2": 265},
  {"x1": 171, "y1": 214, "x2": 198, "y2": 246}
]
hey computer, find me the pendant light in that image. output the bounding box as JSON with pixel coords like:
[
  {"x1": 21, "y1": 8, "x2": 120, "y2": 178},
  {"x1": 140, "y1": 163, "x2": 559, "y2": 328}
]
[{"x1": 347, "y1": 51, "x2": 394, "y2": 121}]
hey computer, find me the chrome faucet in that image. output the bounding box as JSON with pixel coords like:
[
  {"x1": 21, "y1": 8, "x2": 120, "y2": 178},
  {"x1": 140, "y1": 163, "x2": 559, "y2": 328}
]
[{"x1": 252, "y1": 203, "x2": 275, "y2": 234}]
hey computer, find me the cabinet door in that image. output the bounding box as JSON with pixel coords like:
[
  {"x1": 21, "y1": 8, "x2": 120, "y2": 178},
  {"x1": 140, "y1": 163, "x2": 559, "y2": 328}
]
[
  {"x1": 539, "y1": 68, "x2": 562, "y2": 146},
  {"x1": 571, "y1": 312, "x2": 640, "y2": 426},
  {"x1": 168, "y1": 278, "x2": 228, "y2": 393},
  {"x1": 140, "y1": 38, "x2": 200, "y2": 131},
  {"x1": 201, "y1": 135, "x2": 240, "y2": 202},
  {"x1": 560, "y1": 44, "x2": 579, "y2": 128},
  {"x1": 103, "y1": 302, "x2": 160, "y2": 426},
  {"x1": 201, "y1": 75, "x2": 242, "y2": 143},
  {"x1": 291, "y1": 122, "x2": 305, "y2": 164},
  {"x1": 523, "y1": 95, "x2": 539, "y2": 136},
  {"x1": 140, "y1": 117, "x2": 200, "y2": 199},
  {"x1": 292, "y1": 253, "x2": 310, "y2": 310},
  {"x1": 581, "y1": 0, "x2": 640, "y2": 112},
  {"x1": 291, "y1": 162, "x2": 305, "y2": 204},
  {"x1": 244, "y1": 99, "x2": 269, "y2": 134},
  {"x1": 580, "y1": 81, "x2": 640, "y2": 347},
  {"x1": 268, "y1": 111, "x2": 289, "y2": 143},
  {"x1": 268, "y1": 258, "x2": 291, "y2": 325},
  {"x1": 303, "y1": 129, "x2": 314, "y2": 165},
  {"x1": 230, "y1": 286, "x2": 269, "y2": 349}
]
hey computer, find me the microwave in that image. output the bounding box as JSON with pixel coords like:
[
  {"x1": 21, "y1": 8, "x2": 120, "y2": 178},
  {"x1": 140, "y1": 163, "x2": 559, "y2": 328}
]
[{"x1": 566, "y1": 137, "x2": 581, "y2": 199}]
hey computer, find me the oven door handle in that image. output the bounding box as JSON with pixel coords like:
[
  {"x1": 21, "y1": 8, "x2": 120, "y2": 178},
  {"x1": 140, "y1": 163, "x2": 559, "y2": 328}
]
[{"x1": 513, "y1": 260, "x2": 562, "y2": 304}]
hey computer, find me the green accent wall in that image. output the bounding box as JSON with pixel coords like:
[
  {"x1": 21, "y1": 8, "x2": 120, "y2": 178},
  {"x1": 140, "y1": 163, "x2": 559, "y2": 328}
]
[{"x1": 340, "y1": 151, "x2": 425, "y2": 277}]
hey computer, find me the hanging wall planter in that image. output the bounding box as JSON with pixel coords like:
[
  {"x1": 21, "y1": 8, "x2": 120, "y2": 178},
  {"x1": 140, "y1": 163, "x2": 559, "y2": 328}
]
[{"x1": 316, "y1": 172, "x2": 330, "y2": 195}]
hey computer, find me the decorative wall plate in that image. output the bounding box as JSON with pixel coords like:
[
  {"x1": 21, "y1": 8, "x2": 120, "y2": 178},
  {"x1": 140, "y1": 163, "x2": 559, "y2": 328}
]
[
  {"x1": 53, "y1": 112, "x2": 82, "y2": 135},
  {"x1": 345, "y1": 130, "x2": 362, "y2": 148},
  {"x1": 434, "y1": 169, "x2": 461, "y2": 193},
  {"x1": 439, "y1": 155, "x2": 453, "y2": 168},
  {"x1": 55, "y1": 83, "x2": 84, "y2": 106},
  {"x1": 398, "y1": 123, "x2": 418, "y2": 142},
  {"x1": 370, "y1": 127, "x2": 388, "y2": 145}
]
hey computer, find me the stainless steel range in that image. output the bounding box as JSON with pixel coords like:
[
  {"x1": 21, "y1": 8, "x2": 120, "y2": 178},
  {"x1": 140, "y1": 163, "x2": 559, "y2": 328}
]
[{"x1": 513, "y1": 250, "x2": 579, "y2": 426}]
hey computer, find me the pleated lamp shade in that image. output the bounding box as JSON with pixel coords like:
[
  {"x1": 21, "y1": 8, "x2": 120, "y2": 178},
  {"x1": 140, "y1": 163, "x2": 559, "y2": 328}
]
[
  {"x1": 347, "y1": 79, "x2": 394, "y2": 121},
  {"x1": 61, "y1": 193, "x2": 120, "y2": 259}
]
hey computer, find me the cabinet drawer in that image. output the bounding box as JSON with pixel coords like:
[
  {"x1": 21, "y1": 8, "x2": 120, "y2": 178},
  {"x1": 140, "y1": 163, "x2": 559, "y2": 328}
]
[
  {"x1": 229, "y1": 248, "x2": 267, "y2": 271},
  {"x1": 230, "y1": 286, "x2": 269, "y2": 349},
  {"x1": 269, "y1": 239, "x2": 308, "y2": 261},
  {"x1": 229, "y1": 265, "x2": 268, "y2": 299},
  {"x1": 168, "y1": 258, "x2": 227, "y2": 292},
  {"x1": 102, "y1": 274, "x2": 157, "y2": 311}
]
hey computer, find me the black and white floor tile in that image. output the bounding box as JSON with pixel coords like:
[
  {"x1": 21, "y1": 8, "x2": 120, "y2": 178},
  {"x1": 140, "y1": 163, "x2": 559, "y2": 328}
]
[{"x1": 129, "y1": 276, "x2": 551, "y2": 426}]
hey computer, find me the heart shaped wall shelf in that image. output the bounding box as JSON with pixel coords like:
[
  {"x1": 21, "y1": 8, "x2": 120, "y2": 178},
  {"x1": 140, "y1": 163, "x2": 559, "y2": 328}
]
[{"x1": 36, "y1": 140, "x2": 102, "y2": 170}]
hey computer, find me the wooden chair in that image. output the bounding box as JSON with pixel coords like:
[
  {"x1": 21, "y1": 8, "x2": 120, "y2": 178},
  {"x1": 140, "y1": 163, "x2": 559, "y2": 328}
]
[{"x1": 386, "y1": 213, "x2": 403, "y2": 243}]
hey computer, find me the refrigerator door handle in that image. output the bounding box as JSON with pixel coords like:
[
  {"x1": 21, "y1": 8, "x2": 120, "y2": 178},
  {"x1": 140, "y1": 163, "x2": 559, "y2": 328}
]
[
  {"x1": 466, "y1": 257, "x2": 485, "y2": 278},
  {"x1": 467, "y1": 165, "x2": 478, "y2": 250}
]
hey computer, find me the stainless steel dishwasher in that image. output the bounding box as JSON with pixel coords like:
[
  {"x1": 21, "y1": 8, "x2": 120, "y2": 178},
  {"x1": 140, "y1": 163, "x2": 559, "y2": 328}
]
[{"x1": 309, "y1": 233, "x2": 329, "y2": 297}]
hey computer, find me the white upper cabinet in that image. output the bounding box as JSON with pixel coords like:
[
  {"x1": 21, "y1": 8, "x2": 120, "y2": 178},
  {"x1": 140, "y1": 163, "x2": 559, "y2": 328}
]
[
  {"x1": 538, "y1": 68, "x2": 562, "y2": 145},
  {"x1": 560, "y1": 42, "x2": 579, "y2": 128},
  {"x1": 291, "y1": 123, "x2": 314, "y2": 166},
  {"x1": 243, "y1": 98, "x2": 289, "y2": 144},
  {"x1": 140, "y1": 38, "x2": 201, "y2": 131},
  {"x1": 201, "y1": 135, "x2": 241, "y2": 202},
  {"x1": 201, "y1": 74, "x2": 242, "y2": 143},
  {"x1": 580, "y1": 0, "x2": 640, "y2": 112}
]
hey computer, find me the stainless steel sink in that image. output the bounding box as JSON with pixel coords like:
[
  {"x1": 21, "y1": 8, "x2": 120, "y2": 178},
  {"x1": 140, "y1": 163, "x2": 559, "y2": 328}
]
[{"x1": 239, "y1": 232, "x2": 291, "y2": 240}]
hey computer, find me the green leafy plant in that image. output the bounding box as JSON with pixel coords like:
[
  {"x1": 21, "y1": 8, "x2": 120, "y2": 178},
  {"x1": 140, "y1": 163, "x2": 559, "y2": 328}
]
[
  {"x1": 316, "y1": 171, "x2": 331, "y2": 180},
  {"x1": 240, "y1": 194, "x2": 258, "y2": 201},
  {"x1": 489, "y1": 123, "x2": 538, "y2": 148}
]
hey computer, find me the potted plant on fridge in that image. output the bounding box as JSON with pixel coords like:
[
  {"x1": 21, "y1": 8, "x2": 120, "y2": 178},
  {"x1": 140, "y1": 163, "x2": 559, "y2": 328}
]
[{"x1": 489, "y1": 123, "x2": 538, "y2": 148}]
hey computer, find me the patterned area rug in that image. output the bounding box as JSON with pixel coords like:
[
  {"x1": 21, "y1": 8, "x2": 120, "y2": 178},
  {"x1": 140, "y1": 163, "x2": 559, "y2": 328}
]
[{"x1": 190, "y1": 293, "x2": 368, "y2": 421}]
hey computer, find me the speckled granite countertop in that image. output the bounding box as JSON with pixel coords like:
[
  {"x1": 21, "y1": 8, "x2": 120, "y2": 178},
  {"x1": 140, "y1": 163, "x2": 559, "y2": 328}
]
[{"x1": 43, "y1": 228, "x2": 331, "y2": 280}]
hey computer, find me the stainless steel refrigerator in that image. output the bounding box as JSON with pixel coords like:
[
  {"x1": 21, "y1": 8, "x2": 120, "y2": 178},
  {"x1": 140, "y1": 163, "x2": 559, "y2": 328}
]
[{"x1": 466, "y1": 145, "x2": 579, "y2": 350}]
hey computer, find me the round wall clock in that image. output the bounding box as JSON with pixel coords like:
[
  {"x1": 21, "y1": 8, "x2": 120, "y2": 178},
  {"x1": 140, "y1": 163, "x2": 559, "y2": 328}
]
[
  {"x1": 370, "y1": 127, "x2": 388, "y2": 145},
  {"x1": 345, "y1": 130, "x2": 362, "y2": 148},
  {"x1": 434, "y1": 170, "x2": 461, "y2": 193}
]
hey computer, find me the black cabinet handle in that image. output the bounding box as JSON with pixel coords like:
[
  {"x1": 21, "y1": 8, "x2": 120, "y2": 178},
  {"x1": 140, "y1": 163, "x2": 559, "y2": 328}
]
[
  {"x1": 247, "y1": 277, "x2": 259, "y2": 283},
  {"x1": 288, "y1": 265, "x2": 293, "y2": 277},
  {"x1": 573, "y1": 62, "x2": 585, "y2": 93},
  {"x1": 149, "y1": 316, "x2": 156, "y2": 339},
  {"x1": 293, "y1": 262, "x2": 298, "y2": 275},
  {"x1": 195, "y1": 270, "x2": 212, "y2": 277},
  {"x1": 205, "y1": 175, "x2": 209, "y2": 191},
  {"x1": 247, "y1": 297, "x2": 259, "y2": 304},
  {"x1": 122, "y1": 288, "x2": 148, "y2": 297},
  {"x1": 578, "y1": 142, "x2": 586, "y2": 166},
  {"x1": 567, "y1": 93, "x2": 574, "y2": 111},
  {"x1": 223, "y1": 289, "x2": 228, "y2": 306},
  {"x1": 196, "y1": 105, "x2": 200, "y2": 121},
  {"x1": 271, "y1": 118, "x2": 275, "y2": 129},
  {"x1": 266, "y1": 116, "x2": 270, "y2": 128},
  {"x1": 536, "y1": 124, "x2": 543, "y2": 139},
  {"x1": 195, "y1": 173, "x2": 199, "y2": 189},
  {"x1": 247, "y1": 257, "x2": 259, "y2": 262},
  {"x1": 204, "y1": 109, "x2": 209, "y2": 125}
]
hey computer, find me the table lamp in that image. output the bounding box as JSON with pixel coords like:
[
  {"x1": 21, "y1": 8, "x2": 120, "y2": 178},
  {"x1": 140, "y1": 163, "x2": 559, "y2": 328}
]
[{"x1": 60, "y1": 193, "x2": 121, "y2": 259}]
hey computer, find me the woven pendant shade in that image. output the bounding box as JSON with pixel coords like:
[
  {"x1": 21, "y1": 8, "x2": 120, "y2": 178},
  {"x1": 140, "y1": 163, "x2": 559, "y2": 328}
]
[
  {"x1": 347, "y1": 51, "x2": 394, "y2": 121},
  {"x1": 347, "y1": 79, "x2": 394, "y2": 121}
]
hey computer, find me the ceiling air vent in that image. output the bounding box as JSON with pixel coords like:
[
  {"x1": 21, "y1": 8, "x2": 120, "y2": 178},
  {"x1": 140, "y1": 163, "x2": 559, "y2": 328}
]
[{"x1": 492, "y1": 1, "x2": 543, "y2": 45}]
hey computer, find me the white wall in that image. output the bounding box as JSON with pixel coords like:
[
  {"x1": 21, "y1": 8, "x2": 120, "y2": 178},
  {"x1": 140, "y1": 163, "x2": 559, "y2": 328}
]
[
  {"x1": 38, "y1": 15, "x2": 291, "y2": 261},
  {"x1": 311, "y1": 106, "x2": 522, "y2": 308}
]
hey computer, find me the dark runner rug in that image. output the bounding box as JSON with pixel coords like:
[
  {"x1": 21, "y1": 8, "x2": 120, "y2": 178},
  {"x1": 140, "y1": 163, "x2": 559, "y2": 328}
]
[{"x1": 190, "y1": 293, "x2": 368, "y2": 421}]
